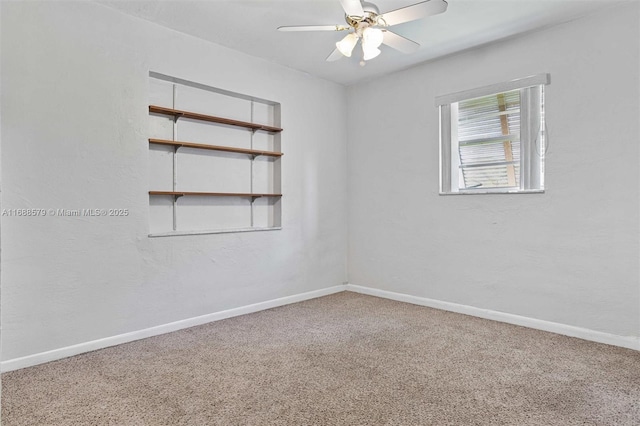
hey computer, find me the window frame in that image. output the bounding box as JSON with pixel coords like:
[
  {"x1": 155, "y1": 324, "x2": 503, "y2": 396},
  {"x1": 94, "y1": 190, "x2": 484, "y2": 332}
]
[{"x1": 437, "y1": 74, "x2": 549, "y2": 195}]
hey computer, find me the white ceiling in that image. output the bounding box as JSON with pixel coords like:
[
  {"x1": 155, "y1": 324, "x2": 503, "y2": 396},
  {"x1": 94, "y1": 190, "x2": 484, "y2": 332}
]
[{"x1": 99, "y1": 0, "x2": 628, "y2": 86}]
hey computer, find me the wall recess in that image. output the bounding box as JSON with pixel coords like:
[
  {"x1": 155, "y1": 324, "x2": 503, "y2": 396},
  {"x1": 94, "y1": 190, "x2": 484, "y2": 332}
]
[{"x1": 148, "y1": 73, "x2": 282, "y2": 236}]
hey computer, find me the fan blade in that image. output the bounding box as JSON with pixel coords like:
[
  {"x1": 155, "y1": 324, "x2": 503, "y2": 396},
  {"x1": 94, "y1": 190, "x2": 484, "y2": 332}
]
[
  {"x1": 326, "y1": 48, "x2": 344, "y2": 62},
  {"x1": 382, "y1": 30, "x2": 420, "y2": 53},
  {"x1": 277, "y1": 25, "x2": 349, "y2": 32},
  {"x1": 339, "y1": 0, "x2": 364, "y2": 17},
  {"x1": 381, "y1": 0, "x2": 448, "y2": 26}
]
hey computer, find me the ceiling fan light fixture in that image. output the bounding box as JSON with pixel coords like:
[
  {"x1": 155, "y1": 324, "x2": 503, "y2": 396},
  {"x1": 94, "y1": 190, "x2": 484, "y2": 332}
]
[
  {"x1": 362, "y1": 46, "x2": 381, "y2": 61},
  {"x1": 279, "y1": 0, "x2": 448, "y2": 65},
  {"x1": 362, "y1": 27, "x2": 384, "y2": 48},
  {"x1": 336, "y1": 33, "x2": 358, "y2": 57},
  {"x1": 361, "y1": 27, "x2": 383, "y2": 61}
]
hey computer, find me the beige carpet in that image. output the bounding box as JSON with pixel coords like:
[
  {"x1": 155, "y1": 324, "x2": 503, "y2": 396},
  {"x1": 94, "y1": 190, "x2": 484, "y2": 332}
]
[{"x1": 3, "y1": 292, "x2": 640, "y2": 425}]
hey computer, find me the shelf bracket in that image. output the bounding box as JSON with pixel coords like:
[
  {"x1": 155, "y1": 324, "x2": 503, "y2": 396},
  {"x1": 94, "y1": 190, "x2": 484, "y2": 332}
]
[{"x1": 251, "y1": 195, "x2": 262, "y2": 202}]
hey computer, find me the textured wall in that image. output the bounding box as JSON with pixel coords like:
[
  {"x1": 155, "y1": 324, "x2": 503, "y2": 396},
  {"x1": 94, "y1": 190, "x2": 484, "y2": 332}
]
[
  {"x1": 347, "y1": 3, "x2": 640, "y2": 338},
  {"x1": 1, "y1": 1, "x2": 348, "y2": 360}
]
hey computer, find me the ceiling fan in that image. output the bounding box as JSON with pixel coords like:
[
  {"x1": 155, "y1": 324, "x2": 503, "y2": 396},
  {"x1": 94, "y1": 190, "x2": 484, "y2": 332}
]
[{"x1": 277, "y1": 0, "x2": 448, "y2": 65}]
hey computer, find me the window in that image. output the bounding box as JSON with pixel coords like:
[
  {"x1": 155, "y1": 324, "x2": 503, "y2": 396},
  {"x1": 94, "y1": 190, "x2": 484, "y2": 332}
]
[{"x1": 437, "y1": 74, "x2": 549, "y2": 194}]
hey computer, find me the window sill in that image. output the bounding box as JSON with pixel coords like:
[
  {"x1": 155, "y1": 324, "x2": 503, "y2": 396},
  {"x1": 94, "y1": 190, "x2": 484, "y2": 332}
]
[
  {"x1": 149, "y1": 226, "x2": 282, "y2": 238},
  {"x1": 439, "y1": 189, "x2": 544, "y2": 196}
]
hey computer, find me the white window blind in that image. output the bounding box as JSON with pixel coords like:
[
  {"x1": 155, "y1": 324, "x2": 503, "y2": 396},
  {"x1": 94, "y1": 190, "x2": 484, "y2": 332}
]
[{"x1": 457, "y1": 89, "x2": 521, "y2": 189}]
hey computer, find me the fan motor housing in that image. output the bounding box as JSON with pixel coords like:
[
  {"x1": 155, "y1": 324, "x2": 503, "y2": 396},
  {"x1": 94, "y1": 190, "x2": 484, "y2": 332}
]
[
  {"x1": 345, "y1": 1, "x2": 380, "y2": 27},
  {"x1": 362, "y1": 2, "x2": 380, "y2": 15}
]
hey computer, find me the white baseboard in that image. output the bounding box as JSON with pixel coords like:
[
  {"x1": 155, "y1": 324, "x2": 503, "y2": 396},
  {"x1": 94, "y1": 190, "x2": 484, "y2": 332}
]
[
  {"x1": 1, "y1": 285, "x2": 347, "y2": 372},
  {"x1": 345, "y1": 284, "x2": 640, "y2": 351},
  {"x1": 5, "y1": 283, "x2": 637, "y2": 372}
]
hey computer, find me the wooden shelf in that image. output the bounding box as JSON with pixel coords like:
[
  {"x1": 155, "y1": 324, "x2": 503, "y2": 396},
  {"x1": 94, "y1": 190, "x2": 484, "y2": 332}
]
[
  {"x1": 149, "y1": 105, "x2": 283, "y2": 133},
  {"x1": 149, "y1": 191, "x2": 282, "y2": 198},
  {"x1": 149, "y1": 138, "x2": 283, "y2": 158}
]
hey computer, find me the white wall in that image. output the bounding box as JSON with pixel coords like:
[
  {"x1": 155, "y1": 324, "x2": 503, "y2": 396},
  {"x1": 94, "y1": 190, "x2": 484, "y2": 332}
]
[
  {"x1": 1, "y1": 1, "x2": 348, "y2": 361},
  {"x1": 347, "y1": 2, "x2": 640, "y2": 339},
  {"x1": 0, "y1": 0, "x2": 3, "y2": 409}
]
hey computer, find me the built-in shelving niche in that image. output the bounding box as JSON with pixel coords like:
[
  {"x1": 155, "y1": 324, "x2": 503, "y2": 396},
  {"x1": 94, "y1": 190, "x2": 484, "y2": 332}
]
[{"x1": 148, "y1": 72, "x2": 282, "y2": 236}]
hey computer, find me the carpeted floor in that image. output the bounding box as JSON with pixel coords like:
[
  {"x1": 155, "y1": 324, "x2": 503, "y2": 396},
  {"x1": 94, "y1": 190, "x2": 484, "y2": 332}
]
[{"x1": 3, "y1": 291, "x2": 640, "y2": 425}]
